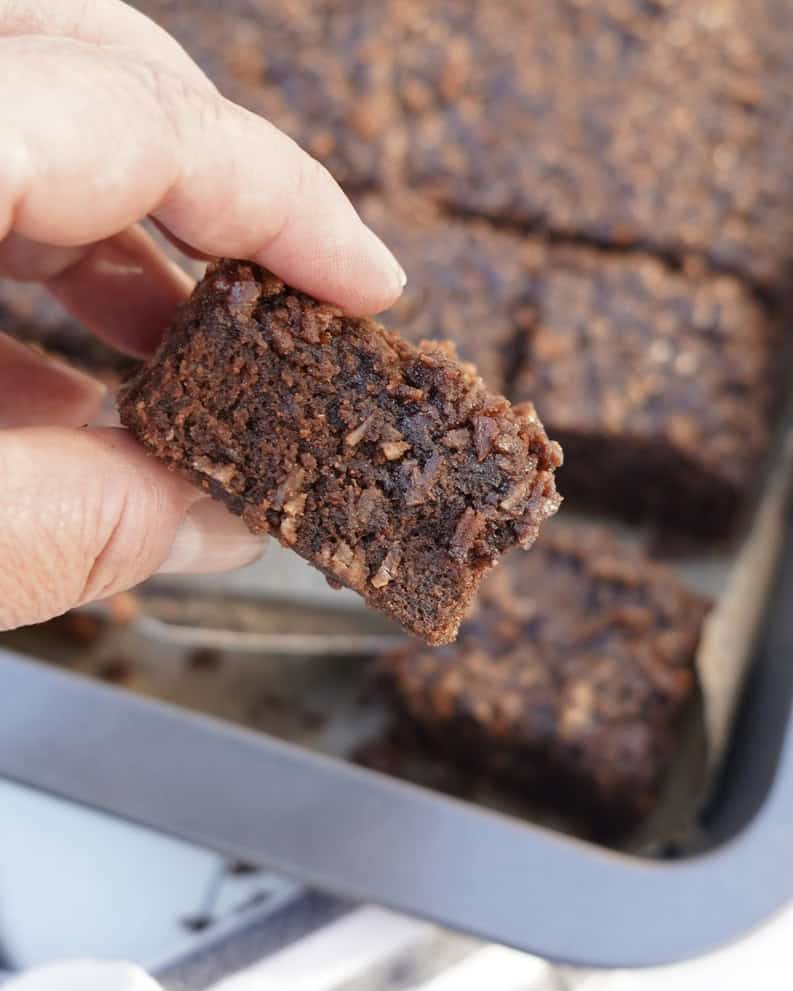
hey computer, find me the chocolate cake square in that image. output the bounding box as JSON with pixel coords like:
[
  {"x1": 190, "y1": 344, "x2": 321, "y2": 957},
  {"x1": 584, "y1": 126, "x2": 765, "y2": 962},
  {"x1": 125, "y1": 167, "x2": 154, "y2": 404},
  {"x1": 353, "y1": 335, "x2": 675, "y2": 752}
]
[
  {"x1": 118, "y1": 260, "x2": 562, "y2": 643},
  {"x1": 513, "y1": 248, "x2": 774, "y2": 535},
  {"x1": 379, "y1": 522, "x2": 707, "y2": 836}
]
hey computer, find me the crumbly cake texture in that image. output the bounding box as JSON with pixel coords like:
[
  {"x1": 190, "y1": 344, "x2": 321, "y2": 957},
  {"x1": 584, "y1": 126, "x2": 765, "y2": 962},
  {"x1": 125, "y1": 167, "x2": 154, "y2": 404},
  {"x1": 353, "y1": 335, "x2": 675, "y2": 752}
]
[
  {"x1": 118, "y1": 259, "x2": 562, "y2": 644},
  {"x1": 379, "y1": 522, "x2": 708, "y2": 836},
  {"x1": 513, "y1": 248, "x2": 774, "y2": 535}
]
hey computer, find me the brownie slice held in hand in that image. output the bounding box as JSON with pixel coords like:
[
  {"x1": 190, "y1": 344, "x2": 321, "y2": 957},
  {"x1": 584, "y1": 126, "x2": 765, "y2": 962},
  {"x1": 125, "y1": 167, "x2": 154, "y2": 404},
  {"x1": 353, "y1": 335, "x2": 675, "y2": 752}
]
[{"x1": 118, "y1": 260, "x2": 562, "y2": 643}]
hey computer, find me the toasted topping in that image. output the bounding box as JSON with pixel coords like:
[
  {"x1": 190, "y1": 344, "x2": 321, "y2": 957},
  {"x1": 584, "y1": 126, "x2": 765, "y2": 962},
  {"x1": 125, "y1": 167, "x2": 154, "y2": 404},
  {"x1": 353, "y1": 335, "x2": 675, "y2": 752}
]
[
  {"x1": 449, "y1": 507, "x2": 486, "y2": 562},
  {"x1": 371, "y1": 543, "x2": 402, "y2": 588},
  {"x1": 381, "y1": 440, "x2": 411, "y2": 461}
]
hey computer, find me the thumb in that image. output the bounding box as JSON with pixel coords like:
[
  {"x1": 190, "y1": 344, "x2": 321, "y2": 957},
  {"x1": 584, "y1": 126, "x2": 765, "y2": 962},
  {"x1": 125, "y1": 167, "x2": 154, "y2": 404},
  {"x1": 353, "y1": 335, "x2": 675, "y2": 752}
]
[{"x1": 0, "y1": 426, "x2": 265, "y2": 630}]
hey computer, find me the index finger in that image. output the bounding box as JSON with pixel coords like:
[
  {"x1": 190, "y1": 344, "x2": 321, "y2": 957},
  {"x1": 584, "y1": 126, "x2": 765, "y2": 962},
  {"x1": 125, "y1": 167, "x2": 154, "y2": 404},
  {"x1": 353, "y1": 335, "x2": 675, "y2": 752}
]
[{"x1": 0, "y1": 35, "x2": 405, "y2": 316}]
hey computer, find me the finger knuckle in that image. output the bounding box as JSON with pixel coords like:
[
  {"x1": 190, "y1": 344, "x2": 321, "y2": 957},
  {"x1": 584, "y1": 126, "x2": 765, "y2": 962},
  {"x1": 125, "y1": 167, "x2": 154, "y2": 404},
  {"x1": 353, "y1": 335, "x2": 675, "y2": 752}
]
[
  {"x1": 78, "y1": 482, "x2": 156, "y2": 605},
  {"x1": 125, "y1": 56, "x2": 211, "y2": 148}
]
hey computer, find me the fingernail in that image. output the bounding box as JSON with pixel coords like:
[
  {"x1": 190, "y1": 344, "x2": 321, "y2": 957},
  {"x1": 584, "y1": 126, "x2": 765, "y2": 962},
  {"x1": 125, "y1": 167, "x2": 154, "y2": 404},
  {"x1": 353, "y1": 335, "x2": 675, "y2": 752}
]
[
  {"x1": 157, "y1": 498, "x2": 267, "y2": 575},
  {"x1": 365, "y1": 226, "x2": 407, "y2": 295}
]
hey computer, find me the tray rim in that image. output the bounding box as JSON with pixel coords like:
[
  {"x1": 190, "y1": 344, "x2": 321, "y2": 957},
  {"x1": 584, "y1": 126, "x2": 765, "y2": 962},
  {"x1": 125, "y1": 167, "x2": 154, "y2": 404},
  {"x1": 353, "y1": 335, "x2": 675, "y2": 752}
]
[{"x1": 0, "y1": 644, "x2": 791, "y2": 969}]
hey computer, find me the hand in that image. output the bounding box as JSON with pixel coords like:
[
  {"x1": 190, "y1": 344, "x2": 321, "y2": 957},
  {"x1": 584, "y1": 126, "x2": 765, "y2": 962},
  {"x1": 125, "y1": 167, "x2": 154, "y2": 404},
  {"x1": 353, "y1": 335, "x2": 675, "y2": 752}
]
[{"x1": 0, "y1": 0, "x2": 405, "y2": 631}]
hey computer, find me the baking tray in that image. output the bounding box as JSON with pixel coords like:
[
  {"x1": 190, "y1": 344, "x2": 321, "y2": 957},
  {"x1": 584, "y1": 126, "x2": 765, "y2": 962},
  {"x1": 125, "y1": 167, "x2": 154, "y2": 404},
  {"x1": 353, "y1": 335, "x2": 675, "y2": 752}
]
[{"x1": 1, "y1": 481, "x2": 793, "y2": 969}]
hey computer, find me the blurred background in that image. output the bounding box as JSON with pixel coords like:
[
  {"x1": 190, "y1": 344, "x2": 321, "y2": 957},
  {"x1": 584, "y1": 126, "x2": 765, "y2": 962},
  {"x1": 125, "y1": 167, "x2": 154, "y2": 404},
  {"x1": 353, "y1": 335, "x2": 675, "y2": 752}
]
[{"x1": 3, "y1": 0, "x2": 793, "y2": 986}]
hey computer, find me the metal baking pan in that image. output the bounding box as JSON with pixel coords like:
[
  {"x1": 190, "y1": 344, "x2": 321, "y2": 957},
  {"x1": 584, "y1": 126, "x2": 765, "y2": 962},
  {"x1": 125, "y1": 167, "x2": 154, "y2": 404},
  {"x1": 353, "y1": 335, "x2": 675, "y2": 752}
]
[{"x1": 1, "y1": 485, "x2": 793, "y2": 970}]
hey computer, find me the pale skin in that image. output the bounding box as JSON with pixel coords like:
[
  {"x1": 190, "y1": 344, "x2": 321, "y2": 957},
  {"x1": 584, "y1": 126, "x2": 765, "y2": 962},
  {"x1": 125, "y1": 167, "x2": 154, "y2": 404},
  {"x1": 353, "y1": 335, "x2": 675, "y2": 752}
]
[{"x1": 0, "y1": 0, "x2": 406, "y2": 630}]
